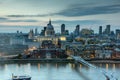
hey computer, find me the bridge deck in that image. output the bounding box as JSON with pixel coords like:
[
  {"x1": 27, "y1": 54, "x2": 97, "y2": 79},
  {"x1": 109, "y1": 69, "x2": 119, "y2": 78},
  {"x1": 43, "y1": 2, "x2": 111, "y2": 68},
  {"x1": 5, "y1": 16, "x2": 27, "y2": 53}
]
[{"x1": 71, "y1": 55, "x2": 118, "y2": 80}]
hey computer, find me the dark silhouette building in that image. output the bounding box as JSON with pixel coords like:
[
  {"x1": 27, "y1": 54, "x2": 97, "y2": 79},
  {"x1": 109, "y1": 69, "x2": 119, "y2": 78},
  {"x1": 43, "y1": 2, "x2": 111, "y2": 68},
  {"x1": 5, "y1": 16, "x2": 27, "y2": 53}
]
[
  {"x1": 35, "y1": 28, "x2": 38, "y2": 36},
  {"x1": 106, "y1": 25, "x2": 111, "y2": 35},
  {"x1": 28, "y1": 29, "x2": 34, "y2": 39},
  {"x1": 99, "y1": 26, "x2": 102, "y2": 35},
  {"x1": 116, "y1": 29, "x2": 120, "y2": 40},
  {"x1": 61, "y1": 24, "x2": 65, "y2": 35},
  {"x1": 74, "y1": 25, "x2": 80, "y2": 37}
]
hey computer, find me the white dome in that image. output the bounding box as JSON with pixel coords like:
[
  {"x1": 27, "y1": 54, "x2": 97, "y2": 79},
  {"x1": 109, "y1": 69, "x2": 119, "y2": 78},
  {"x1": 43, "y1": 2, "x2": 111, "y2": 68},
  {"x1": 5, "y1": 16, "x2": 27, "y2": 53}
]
[{"x1": 46, "y1": 24, "x2": 54, "y2": 30}]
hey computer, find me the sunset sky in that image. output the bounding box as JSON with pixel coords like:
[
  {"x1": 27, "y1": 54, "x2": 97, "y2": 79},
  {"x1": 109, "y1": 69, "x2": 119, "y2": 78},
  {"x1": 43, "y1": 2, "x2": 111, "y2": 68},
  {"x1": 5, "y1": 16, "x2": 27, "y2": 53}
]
[{"x1": 0, "y1": 0, "x2": 120, "y2": 33}]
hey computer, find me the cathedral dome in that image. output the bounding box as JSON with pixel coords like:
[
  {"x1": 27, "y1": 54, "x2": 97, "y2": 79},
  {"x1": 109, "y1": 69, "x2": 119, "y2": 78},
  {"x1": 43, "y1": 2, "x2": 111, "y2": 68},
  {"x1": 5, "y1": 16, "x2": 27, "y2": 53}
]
[
  {"x1": 45, "y1": 19, "x2": 55, "y2": 36},
  {"x1": 46, "y1": 23, "x2": 54, "y2": 30},
  {"x1": 46, "y1": 19, "x2": 54, "y2": 30}
]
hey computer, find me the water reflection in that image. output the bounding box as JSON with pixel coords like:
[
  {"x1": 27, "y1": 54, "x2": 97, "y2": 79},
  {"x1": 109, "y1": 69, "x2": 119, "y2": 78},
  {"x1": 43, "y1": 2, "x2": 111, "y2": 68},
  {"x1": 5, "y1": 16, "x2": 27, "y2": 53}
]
[
  {"x1": 37, "y1": 63, "x2": 40, "y2": 71},
  {"x1": 72, "y1": 63, "x2": 91, "y2": 80},
  {"x1": 0, "y1": 62, "x2": 119, "y2": 80},
  {"x1": 106, "y1": 64, "x2": 109, "y2": 71},
  {"x1": 113, "y1": 64, "x2": 116, "y2": 71}
]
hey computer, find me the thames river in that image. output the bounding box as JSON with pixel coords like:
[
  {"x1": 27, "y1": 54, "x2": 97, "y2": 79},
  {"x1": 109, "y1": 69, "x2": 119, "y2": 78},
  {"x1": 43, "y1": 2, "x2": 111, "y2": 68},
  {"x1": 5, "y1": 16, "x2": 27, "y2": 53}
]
[{"x1": 0, "y1": 62, "x2": 120, "y2": 80}]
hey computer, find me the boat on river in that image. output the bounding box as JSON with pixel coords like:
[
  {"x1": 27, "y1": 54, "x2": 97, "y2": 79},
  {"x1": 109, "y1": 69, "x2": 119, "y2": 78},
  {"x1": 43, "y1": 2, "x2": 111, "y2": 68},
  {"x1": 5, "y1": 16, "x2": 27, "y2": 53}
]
[{"x1": 12, "y1": 74, "x2": 31, "y2": 80}]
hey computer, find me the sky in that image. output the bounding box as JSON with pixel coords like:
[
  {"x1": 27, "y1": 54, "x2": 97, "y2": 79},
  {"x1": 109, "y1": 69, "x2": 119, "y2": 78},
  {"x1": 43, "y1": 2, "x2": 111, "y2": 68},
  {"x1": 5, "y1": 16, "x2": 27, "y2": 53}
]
[{"x1": 0, "y1": 0, "x2": 120, "y2": 33}]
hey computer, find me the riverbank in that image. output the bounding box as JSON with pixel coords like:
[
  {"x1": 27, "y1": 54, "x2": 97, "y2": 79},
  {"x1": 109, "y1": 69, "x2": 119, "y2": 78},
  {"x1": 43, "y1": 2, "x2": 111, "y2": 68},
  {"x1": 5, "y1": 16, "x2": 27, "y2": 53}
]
[
  {"x1": 0, "y1": 58, "x2": 120, "y2": 64},
  {"x1": 0, "y1": 59, "x2": 74, "y2": 63}
]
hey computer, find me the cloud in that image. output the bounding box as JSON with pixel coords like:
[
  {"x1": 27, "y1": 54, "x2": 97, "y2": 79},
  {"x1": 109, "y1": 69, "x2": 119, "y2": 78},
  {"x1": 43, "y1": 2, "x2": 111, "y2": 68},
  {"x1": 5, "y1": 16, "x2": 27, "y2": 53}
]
[
  {"x1": 7, "y1": 14, "x2": 55, "y2": 18},
  {"x1": 8, "y1": 19, "x2": 38, "y2": 22},
  {"x1": 0, "y1": 17, "x2": 8, "y2": 20},
  {"x1": 6, "y1": 3, "x2": 120, "y2": 18},
  {"x1": 54, "y1": 4, "x2": 120, "y2": 17},
  {"x1": 53, "y1": 20, "x2": 104, "y2": 25},
  {"x1": 0, "y1": 17, "x2": 38, "y2": 22}
]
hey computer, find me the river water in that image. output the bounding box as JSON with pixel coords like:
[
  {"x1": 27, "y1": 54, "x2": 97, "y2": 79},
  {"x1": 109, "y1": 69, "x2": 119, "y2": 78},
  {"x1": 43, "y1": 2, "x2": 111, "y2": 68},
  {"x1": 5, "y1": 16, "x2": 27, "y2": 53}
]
[{"x1": 0, "y1": 62, "x2": 120, "y2": 80}]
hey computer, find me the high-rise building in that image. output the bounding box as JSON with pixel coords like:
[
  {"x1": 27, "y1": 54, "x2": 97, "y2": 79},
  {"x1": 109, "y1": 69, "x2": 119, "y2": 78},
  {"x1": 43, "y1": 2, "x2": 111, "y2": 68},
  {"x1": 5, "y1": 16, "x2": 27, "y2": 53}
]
[
  {"x1": 28, "y1": 29, "x2": 34, "y2": 39},
  {"x1": 116, "y1": 29, "x2": 120, "y2": 40},
  {"x1": 74, "y1": 25, "x2": 80, "y2": 36},
  {"x1": 61, "y1": 24, "x2": 65, "y2": 35},
  {"x1": 106, "y1": 25, "x2": 111, "y2": 35},
  {"x1": 76, "y1": 25, "x2": 80, "y2": 31},
  {"x1": 65, "y1": 30, "x2": 69, "y2": 35},
  {"x1": 99, "y1": 26, "x2": 102, "y2": 35},
  {"x1": 35, "y1": 28, "x2": 38, "y2": 36}
]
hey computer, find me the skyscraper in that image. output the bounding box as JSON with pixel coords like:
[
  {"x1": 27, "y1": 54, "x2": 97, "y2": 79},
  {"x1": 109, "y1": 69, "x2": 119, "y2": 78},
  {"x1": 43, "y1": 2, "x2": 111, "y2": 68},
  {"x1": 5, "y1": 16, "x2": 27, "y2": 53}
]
[
  {"x1": 61, "y1": 24, "x2": 65, "y2": 35},
  {"x1": 28, "y1": 29, "x2": 34, "y2": 39},
  {"x1": 106, "y1": 25, "x2": 111, "y2": 35},
  {"x1": 116, "y1": 29, "x2": 120, "y2": 40},
  {"x1": 35, "y1": 28, "x2": 38, "y2": 36},
  {"x1": 99, "y1": 26, "x2": 102, "y2": 35},
  {"x1": 74, "y1": 25, "x2": 80, "y2": 36}
]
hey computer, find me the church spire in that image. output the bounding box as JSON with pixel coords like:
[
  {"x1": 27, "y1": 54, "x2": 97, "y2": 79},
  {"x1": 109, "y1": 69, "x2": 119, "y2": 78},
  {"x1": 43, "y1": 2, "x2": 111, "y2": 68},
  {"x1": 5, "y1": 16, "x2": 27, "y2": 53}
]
[{"x1": 49, "y1": 18, "x2": 51, "y2": 25}]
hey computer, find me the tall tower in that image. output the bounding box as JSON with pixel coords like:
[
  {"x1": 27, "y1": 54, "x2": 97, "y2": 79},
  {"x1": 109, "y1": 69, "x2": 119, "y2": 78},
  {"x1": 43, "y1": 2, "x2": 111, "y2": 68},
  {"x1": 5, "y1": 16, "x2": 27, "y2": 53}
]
[
  {"x1": 106, "y1": 25, "x2": 111, "y2": 35},
  {"x1": 49, "y1": 18, "x2": 51, "y2": 25},
  {"x1": 116, "y1": 29, "x2": 120, "y2": 40},
  {"x1": 99, "y1": 26, "x2": 102, "y2": 35},
  {"x1": 28, "y1": 29, "x2": 34, "y2": 39},
  {"x1": 76, "y1": 25, "x2": 80, "y2": 33},
  {"x1": 61, "y1": 24, "x2": 65, "y2": 35},
  {"x1": 74, "y1": 25, "x2": 80, "y2": 36},
  {"x1": 35, "y1": 28, "x2": 38, "y2": 36}
]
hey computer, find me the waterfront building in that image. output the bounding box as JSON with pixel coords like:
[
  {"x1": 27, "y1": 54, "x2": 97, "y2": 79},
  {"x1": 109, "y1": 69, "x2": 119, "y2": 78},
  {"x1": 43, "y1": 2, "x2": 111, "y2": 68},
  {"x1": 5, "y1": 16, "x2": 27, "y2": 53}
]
[
  {"x1": 95, "y1": 49, "x2": 112, "y2": 59},
  {"x1": 30, "y1": 40, "x2": 67, "y2": 59},
  {"x1": 32, "y1": 48, "x2": 67, "y2": 59},
  {"x1": 112, "y1": 48, "x2": 120, "y2": 58}
]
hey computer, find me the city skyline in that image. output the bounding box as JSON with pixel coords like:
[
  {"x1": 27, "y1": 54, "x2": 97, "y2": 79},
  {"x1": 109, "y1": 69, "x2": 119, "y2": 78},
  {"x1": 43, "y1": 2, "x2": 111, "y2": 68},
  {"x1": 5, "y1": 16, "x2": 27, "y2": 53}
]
[{"x1": 0, "y1": 0, "x2": 120, "y2": 33}]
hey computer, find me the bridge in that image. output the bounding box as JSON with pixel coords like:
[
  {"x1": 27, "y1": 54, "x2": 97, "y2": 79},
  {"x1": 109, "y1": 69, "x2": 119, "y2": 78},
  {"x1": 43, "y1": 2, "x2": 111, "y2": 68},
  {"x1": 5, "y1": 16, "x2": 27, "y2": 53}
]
[{"x1": 71, "y1": 55, "x2": 118, "y2": 80}]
